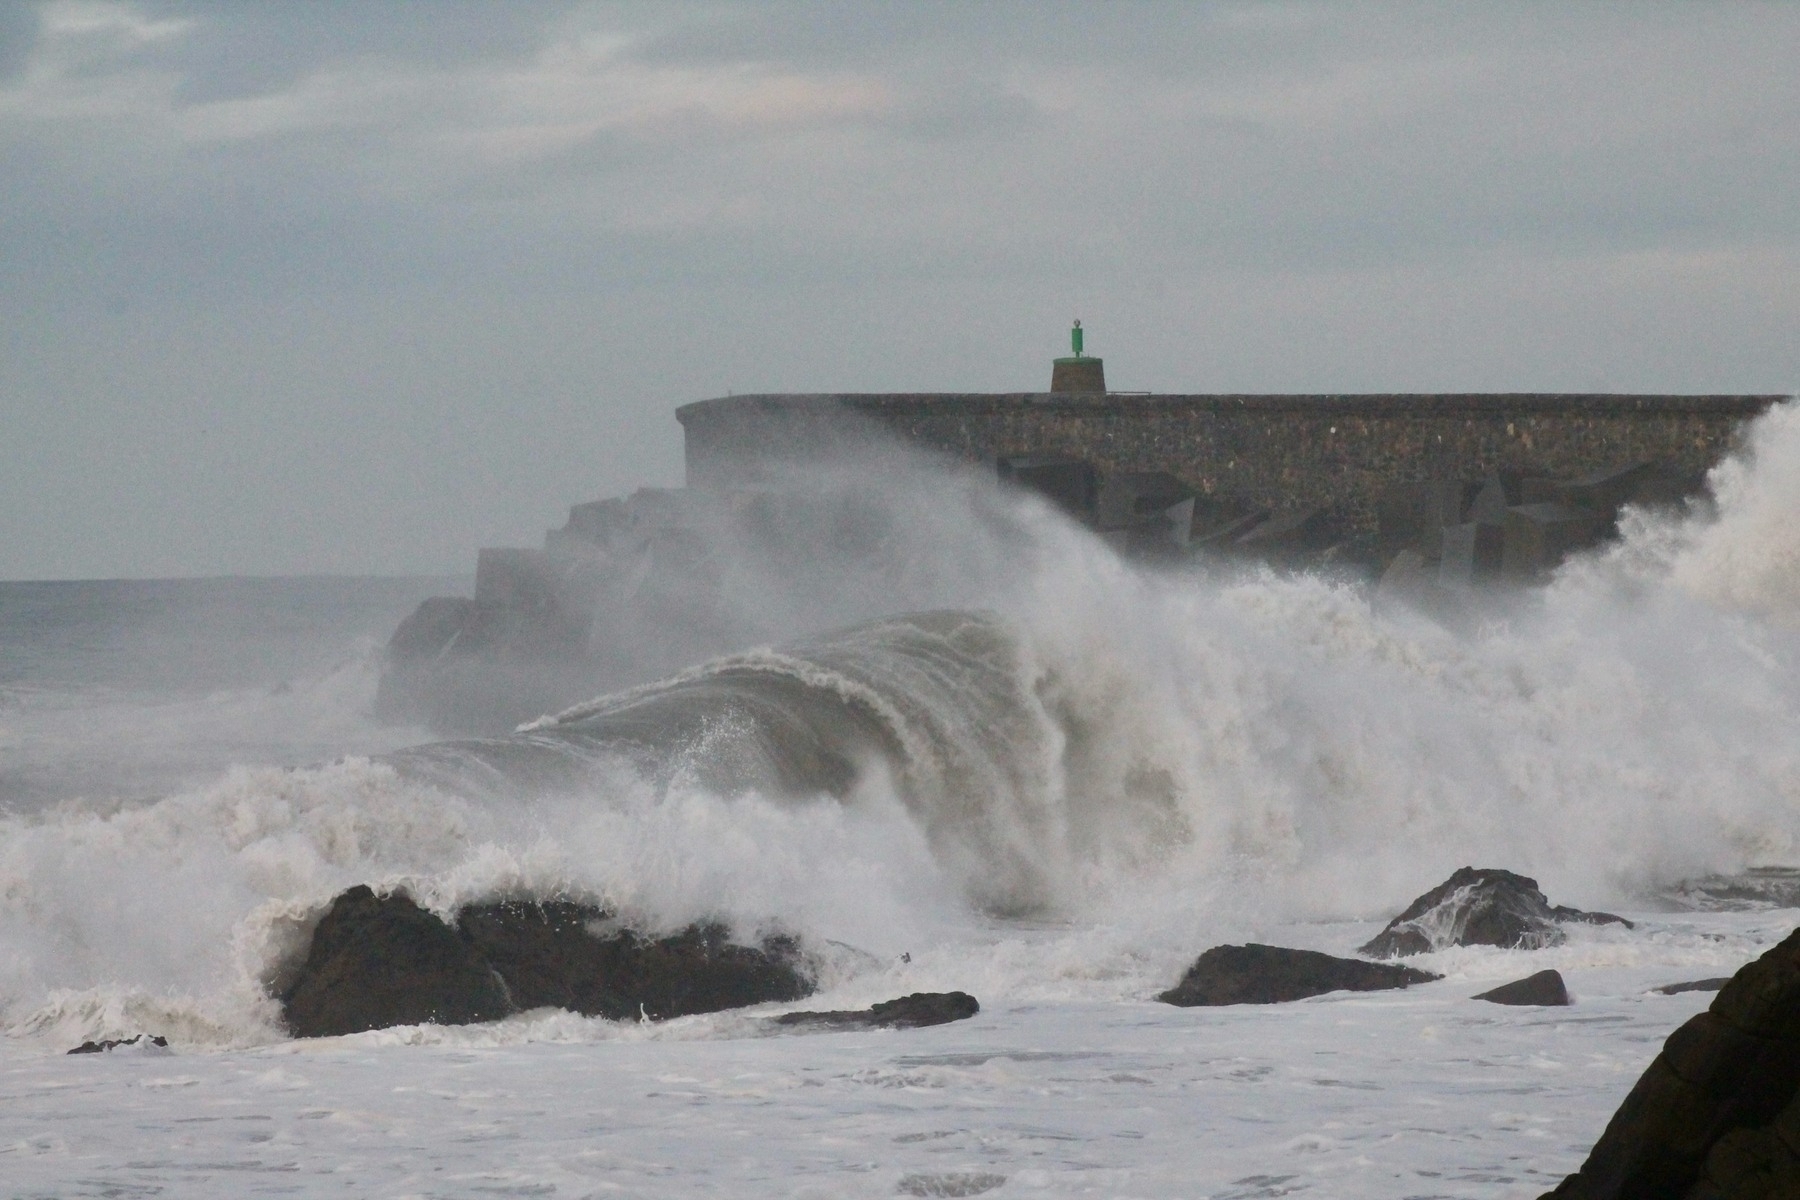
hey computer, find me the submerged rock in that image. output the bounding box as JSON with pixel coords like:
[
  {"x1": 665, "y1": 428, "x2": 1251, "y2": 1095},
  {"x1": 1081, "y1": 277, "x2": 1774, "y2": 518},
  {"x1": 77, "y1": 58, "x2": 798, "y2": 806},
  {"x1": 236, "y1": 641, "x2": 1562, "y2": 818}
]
[
  {"x1": 898, "y1": 1171, "x2": 1008, "y2": 1197},
  {"x1": 1474, "y1": 968, "x2": 1571, "y2": 1006},
  {"x1": 67, "y1": 1034, "x2": 169, "y2": 1055},
  {"x1": 1539, "y1": 924, "x2": 1800, "y2": 1200},
  {"x1": 1655, "y1": 978, "x2": 1732, "y2": 996},
  {"x1": 1360, "y1": 867, "x2": 1631, "y2": 958},
  {"x1": 280, "y1": 887, "x2": 813, "y2": 1038},
  {"x1": 1665, "y1": 867, "x2": 1800, "y2": 913},
  {"x1": 773, "y1": 991, "x2": 980, "y2": 1031},
  {"x1": 1157, "y1": 944, "x2": 1440, "y2": 1007}
]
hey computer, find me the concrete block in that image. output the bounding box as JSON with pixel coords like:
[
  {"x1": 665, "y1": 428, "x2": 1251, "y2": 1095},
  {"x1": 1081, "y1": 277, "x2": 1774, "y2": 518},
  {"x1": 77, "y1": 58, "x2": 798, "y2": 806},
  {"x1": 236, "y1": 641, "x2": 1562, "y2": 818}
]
[
  {"x1": 1049, "y1": 357, "x2": 1106, "y2": 393},
  {"x1": 475, "y1": 548, "x2": 559, "y2": 614},
  {"x1": 1468, "y1": 470, "x2": 1530, "y2": 524},
  {"x1": 1377, "y1": 480, "x2": 1477, "y2": 559},
  {"x1": 1439, "y1": 521, "x2": 1505, "y2": 587},
  {"x1": 1191, "y1": 507, "x2": 1271, "y2": 550},
  {"x1": 997, "y1": 454, "x2": 1098, "y2": 521},
  {"x1": 1095, "y1": 471, "x2": 1195, "y2": 531},
  {"x1": 1502, "y1": 502, "x2": 1606, "y2": 580},
  {"x1": 1235, "y1": 506, "x2": 1334, "y2": 555}
]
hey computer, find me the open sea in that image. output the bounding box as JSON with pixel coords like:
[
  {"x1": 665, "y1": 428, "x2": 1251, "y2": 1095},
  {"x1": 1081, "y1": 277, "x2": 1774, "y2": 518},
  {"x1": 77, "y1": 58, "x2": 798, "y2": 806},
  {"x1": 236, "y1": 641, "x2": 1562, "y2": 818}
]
[{"x1": 5, "y1": 405, "x2": 1800, "y2": 1198}]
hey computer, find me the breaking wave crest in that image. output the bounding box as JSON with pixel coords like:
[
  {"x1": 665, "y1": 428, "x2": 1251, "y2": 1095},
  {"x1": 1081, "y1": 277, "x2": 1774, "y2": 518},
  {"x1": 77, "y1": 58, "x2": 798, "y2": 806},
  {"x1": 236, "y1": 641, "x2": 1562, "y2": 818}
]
[{"x1": 3, "y1": 403, "x2": 1800, "y2": 1048}]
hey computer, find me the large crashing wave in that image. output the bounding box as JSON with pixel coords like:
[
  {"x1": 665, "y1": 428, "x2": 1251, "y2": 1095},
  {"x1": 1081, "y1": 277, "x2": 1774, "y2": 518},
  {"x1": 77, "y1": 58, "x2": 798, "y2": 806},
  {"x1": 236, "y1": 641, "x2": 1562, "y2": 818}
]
[{"x1": 3, "y1": 404, "x2": 1800, "y2": 1046}]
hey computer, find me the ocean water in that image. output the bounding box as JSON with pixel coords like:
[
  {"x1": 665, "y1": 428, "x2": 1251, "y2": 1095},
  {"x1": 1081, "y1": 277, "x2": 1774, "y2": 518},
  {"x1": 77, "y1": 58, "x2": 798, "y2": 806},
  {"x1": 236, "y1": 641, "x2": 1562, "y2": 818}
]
[{"x1": 5, "y1": 407, "x2": 1800, "y2": 1198}]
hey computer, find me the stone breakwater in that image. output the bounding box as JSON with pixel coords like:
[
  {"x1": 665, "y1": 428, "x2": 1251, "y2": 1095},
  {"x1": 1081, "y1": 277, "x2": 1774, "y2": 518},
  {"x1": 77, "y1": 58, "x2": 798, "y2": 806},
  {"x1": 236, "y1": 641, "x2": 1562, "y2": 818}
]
[
  {"x1": 677, "y1": 392, "x2": 1783, "y2": 538},
  {"x1": 378, "y1": 391, "x2": 1786, "y2": 734}
]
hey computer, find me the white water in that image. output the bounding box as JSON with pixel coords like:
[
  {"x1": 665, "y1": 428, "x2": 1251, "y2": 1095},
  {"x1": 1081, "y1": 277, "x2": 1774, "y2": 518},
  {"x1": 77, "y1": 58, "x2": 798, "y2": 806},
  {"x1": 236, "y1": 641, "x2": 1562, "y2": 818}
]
[{"x1": 4, "y1": 407, "x2": 1800, "y2": 1196}]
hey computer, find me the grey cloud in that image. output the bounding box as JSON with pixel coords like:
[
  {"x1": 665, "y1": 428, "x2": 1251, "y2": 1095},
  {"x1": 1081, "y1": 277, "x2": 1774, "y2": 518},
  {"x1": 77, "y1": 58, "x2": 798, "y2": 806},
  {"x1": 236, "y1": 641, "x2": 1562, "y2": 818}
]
[
  {"x1": 0, "y1": 1, "x2": 38, "y2": 80},
  {"x1": 2, "y1": 1, "x2": 1797, "y2": 577},
  {"x1": 147, "y1": 0, "x2": 563, "y2": 103}
]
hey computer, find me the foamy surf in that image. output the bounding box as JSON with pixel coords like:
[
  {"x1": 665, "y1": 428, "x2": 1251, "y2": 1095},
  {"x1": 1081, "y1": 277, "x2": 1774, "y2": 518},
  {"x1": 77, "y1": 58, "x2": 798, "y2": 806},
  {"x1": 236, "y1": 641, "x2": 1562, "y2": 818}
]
[
  {"x1": 1, "y1": 407, "x2": 1798, "y2": 1047},
  {"x1": 1, "y1": 407, "x2": 1798, "y2": 1196}
]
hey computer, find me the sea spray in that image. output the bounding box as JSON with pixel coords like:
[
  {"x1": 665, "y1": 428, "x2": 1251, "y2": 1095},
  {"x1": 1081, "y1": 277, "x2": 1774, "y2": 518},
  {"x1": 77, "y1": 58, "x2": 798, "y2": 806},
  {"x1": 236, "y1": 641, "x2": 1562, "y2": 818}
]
[{"x1": 2, "y1": 405, "x2": 1799, "y2": 1046}]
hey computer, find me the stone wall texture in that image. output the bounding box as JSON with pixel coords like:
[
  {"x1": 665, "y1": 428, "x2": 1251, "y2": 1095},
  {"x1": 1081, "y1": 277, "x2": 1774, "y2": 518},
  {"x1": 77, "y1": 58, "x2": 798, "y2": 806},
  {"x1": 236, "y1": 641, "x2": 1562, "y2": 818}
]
[{"x1": 676, "y1": 393, "x2": 1787, "y2": 535}]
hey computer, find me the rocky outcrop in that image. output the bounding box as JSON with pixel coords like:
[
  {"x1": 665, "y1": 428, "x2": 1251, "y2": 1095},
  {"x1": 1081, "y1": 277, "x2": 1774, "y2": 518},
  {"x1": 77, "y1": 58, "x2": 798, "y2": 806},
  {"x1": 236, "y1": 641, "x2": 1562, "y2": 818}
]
[
  {"x1": 457, "y1": 900, "x2": 811, "y2": 1023},
  {"x1": 1157, "y1": 944, "x2": 1440, "y2": 1007},
  {"x1": 1360, "y1": 867, "x2": 1631, "y2": 958},
  {"x1": 1540, "y1": 925, "x2": 1800, "y2": 1200},
  {"x1": 772, "y1": 991, "x2": 981, "y2": 1031},
  {"x1": 1475, "y1": 968, "x2": 1571, "y2": 1006},
  {"x1": 280, "y1": 887, "x2": 812, "y2": 1038},
  {"x1": 282, "y1": 886, "x2": 512, "y2": 1037}
]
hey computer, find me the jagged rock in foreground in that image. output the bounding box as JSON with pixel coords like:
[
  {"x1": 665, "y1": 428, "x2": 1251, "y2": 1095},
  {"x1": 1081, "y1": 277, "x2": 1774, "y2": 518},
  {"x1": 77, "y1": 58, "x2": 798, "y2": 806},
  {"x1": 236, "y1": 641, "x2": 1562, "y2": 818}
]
[
  {"x1": 1157, "y1": 944, "x2": 1440, "y2": 1007},
  {"x1": 1360, "y1": 867, "x2": 1631, "y2": 958},
  {"x1": 773, "y1": 991, "x2": 980, "y2": 1031},
  {"x1": 1474, "y1": 968, "x2": 1571, "y2": 1006},
  {"x1": 282, "y1": 886, "x2": 511, "y2": 1037},
  {"x1": 1540, "y1": 925, "x2": 1800, "y2": 1200},
  {"x1": 281, "y1": 886, "x2": 812, "y2": 1038}
]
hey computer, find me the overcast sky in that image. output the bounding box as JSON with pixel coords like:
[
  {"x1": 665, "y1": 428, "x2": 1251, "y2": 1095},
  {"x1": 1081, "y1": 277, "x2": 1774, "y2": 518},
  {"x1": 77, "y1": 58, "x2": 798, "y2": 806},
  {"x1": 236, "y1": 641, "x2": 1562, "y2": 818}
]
[{"x1": 2, "y1": 1, "x2": 1797, "y2": 579}]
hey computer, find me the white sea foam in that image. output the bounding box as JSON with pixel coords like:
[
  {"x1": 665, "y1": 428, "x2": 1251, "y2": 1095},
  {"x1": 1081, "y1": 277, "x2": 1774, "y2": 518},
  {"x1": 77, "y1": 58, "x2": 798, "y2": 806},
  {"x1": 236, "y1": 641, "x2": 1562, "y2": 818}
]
[
  {"x1": 0, "y1": 406, "x2": 1796, "y2": 1059},
  {"x1": 4, "y1": 409, "x2": 1800, "y2": 1195}
]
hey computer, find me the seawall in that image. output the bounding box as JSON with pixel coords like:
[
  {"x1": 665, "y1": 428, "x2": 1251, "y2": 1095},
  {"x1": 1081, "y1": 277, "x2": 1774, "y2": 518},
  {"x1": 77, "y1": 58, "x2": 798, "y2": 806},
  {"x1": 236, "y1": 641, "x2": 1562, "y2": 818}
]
[{"x1": 676, "y1": 393, "x2": 1786, "y2": 535}]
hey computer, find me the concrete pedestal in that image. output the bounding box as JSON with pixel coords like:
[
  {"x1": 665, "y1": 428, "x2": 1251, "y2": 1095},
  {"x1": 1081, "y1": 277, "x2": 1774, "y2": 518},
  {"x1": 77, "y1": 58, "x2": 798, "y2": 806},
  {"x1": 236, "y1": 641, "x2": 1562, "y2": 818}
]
[{"x1": 1050, "y1": 356, "x2": 1106, "y2": 393}]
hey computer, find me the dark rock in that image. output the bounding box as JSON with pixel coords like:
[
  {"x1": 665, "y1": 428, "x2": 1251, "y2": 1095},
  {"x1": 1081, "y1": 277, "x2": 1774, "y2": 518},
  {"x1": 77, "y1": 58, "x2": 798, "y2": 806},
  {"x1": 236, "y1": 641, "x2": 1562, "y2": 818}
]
[
  {"x1": 68, "y1": 1034, "x2": 169, "y2": 1054},
  {"x1": 1157, "y1": 943, "x2": 1440, "y2": 1007},
  {"x1": 281, "y1": 886, "x2": 511, "y2": 1038},
  {"x1": 1360, "y1": 867, "x2": 1632, "y2": 958},
  {"x1": 1474, "y1": 968, "x2": 1571, "y2": 1006},
  {"x1": 1537, "y1": 924, "x2": 1800, "y2": 1200},
  {"x1": 773, "y1": 991, "x2": 981, "y2": 1031},
  {"x1": 279, "y1": 888, "x2": 815, "y2": 1037},
  {"x1": 1657, "y1": 979, "x2": 1733, "y2": 996},
  {"x1": 457, "y1": 900, "x2": 812, "y2": 1022}
]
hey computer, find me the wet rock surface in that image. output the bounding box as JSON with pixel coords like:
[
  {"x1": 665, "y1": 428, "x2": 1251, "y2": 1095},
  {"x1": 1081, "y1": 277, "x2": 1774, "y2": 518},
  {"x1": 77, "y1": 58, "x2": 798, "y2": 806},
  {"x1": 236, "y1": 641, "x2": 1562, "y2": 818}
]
[
  {"x1": 281, "y1": 887, "x2": 813, "y2": 1038},
  {"x1": 282, "y1": 886, "x2": 512, "y2": 1038},
  {"x1": 1360, "y1": 867, "x2": 1630, "y2": 958},
  {"x1": 1474, "y1": 968, "x2": 1571, "y2": 1006},
  {"x1": 773, "y1": 991, "x2": 980, "y2": 1031},
  {"x1": 68, "y1": 1034, "x2": 169, "y2": 1055},
  {"x1": 1656, "y1": 978, "x2": 1732, "y2": 996},
  {"x1": 458, "y1": 900, "x2": 812, "y2": 1023},
  {"x1": 1540, "y1": 924, "x2": 1800, "y2": 1200},
  {"x1": 1157, "y1": 944, "x2": 1440, "y2": 1007},
  {"x1": 1666, "y1": 867, "x2": 1800, "y2": 913}
]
